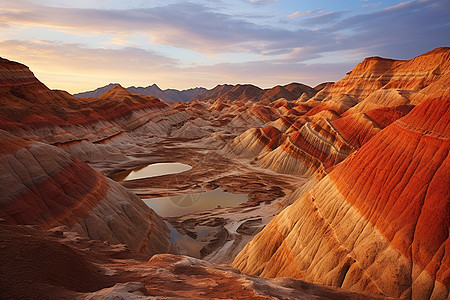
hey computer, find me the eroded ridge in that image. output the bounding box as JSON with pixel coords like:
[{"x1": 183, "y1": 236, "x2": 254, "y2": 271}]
[{"x1": 233, "y1": 97, "x2": 450, "y2": 299}]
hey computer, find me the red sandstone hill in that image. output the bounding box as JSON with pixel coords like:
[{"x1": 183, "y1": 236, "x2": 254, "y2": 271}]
[
  {"x1": 75, "y1": 83, "x2": 208, "y2": 102},
  {"x1": 0, "y1": 57, "x2": 186, "y2": 258},
  {"x1": 229, "y1": 47, "x2": 450, "y2": 179},
  {"x1": 0, "y1": 130, "x2": 172, "y2": 258},
  {"x1": 258, "y1": 83, "x2": 317, "y2": 103},
  {"x1": 192, "y1": 82, "x2": 317, "y2": 103},
  {"x1": 0, "y1": 57, "x2": 190, "y2": 162},
  {"x1": 233, "y1": 81, "x2": 450, "y2": 300},
  {"x1": 0, "y1": 48, "x2": 448, "y2": 299}
]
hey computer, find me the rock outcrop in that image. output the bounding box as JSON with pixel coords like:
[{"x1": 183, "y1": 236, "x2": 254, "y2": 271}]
[
  {"x1": 229, "y1": 47, "x2": 450, "y2": 178},
  {"x1": 228, "y1": 126, "x2": 284, "y2": 158},
  {"x1": 0, "y1": 223, "x2": 387, "y2": 300},
  {"x1": 0, "y1": 57, "x2": 190, "y2": 162},
  {"x1": 0, "y1": 130, "x2": 171, "y2": 257},
  {"x1": 0, "y1": 57, "x2": 179, "y2": 257},
  {"x1": 233, "y1": 96, "x2": 450, "y2": 299}
]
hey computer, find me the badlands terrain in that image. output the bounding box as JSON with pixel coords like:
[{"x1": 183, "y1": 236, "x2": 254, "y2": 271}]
[{"x1": 0, "y1": 47, "x2": 449, "y2": 299}]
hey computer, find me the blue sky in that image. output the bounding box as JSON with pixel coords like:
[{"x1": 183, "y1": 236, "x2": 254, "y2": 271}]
[{"x1": 0, "y1": 0, "x2": 449, "y2": 93}]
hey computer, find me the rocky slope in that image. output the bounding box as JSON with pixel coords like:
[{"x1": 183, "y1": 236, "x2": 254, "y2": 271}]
[
  {"x1": 0, "y1": 130, "x2": 171, "y2": 257},
  {"x1": 229, "y1": 47, "x2": 450, "y2": 179},
  {"x1": 0, "y1": 223, "x2": 387, "y2": 299},
  {"x1": 0, "y1": 57, "x2": 190, "y2": 163},
  {"x1": 76, "y1": 82, "x2": 317, "y2": 104},
  {"x1": 233, "y1": 95, "x2": 450, "y2": 299},
  {"x1": 0, "y1": 48, "x2": 448, "y2": 300},
  {"x1": 0, "y1": 57, "x2": 181, "y2": 257}
]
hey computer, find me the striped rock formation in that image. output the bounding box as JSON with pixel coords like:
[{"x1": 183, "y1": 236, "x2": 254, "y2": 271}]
[
  {"x1": 229, "y1": 47, "x2": 450, "y2": 178},
  {"x1": 0, "y1": 130, "x2": 171, "y2": 258},
  {"x1": 315, "y1": 47, "x2": 450, "y2": 101},
  {"x1": 0, "y1": 223, "x2": 386, "y2": 300},
  {"x1": 227, "y1": 126, "x2": 284, "y2": 158},
  {"x1": 257, "y1": 118, "x2": 353, "y2": 176},
  {"x1": 194, "y1": 82, "x2": 317, "y2": 103},
  {"x1": 233, "y1": 96, "x2": 450, "y2": 299},
  {"x1": 0, "y1": 58, "x2": 179, "y2": 257},
  {"x1": 0, "y1": 57, "x2": 189, "y2": 162}
]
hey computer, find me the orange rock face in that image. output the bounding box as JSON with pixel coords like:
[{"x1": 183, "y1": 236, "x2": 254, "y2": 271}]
[
  {"x1": 229, "y1": 47, "x2": 450, "y2": 179},
  {"x1": 233, "y1": 97, "x2": 450, "y2": 299},
  {"x1": 1, "y1": 48, "x2": 449, "y2": 299}
]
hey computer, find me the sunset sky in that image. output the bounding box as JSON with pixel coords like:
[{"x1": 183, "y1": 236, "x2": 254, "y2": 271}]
[{"x1": 1, "y1": 0, "x2": 449, "y2": 94}]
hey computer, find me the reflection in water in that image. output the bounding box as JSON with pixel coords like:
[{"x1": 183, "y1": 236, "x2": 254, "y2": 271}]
[
  {"x1": 109, "y1": 162, "x2": 192, "y2": 181},
  {"x1": 164, "y1": 221, "x2": 203, "y2": 258},
  {"x1": 143, "y1": 188, "x2": 247, "y2": 217}
]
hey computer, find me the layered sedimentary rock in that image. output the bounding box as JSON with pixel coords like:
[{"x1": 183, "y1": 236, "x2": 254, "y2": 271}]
[
  {"x1": 192, "y1": 82, "x2": 317, "y2": 103},
  {"x1": 228, "y1": 126, "x2": 284, "y2": 158},
  {"x1": 233, "y1": 96, "x2": 450, "y2": 299},
  {"x1": 0, "y1": 130, "x2": 171, "y2": 257},
  {"x1": 258, "y1": 83, "x2": 318, "y2": 103},
  {"x1": 0, "y1": 57, "x2": 204, "y2": 262},
  {"x1": 0, "y1": 223, "x2": 385, "y2": 300},
  {"x1": 0, "y1": 58, "x2": 189, "y2": 162},
  {"x1": 171, "y1": 120, "x2": 209, "y2": 139},
  {"x1": 229, "y1": 48, "x2": 450, "y2": 178},
  {"x1": 256, "y1": 117, "x2": 352, "y2": 176},
  {"x1": 316, "y1": 47, "x2": 450, "y2": 101}
]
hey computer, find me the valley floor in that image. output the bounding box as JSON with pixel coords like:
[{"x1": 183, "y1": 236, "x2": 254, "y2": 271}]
[{"x1": 98, "y1": 136, "x2": 307, "y2": 264}]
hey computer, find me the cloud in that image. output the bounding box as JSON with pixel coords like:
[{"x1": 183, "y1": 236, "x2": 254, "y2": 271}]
[
  {"x1": 335, "y1": 0, "x2": 450, "y2": 58},
  {"x1": 361, "y1": 2, "x2": 382, "y2": 8},
  {"x1": 302, "y1": 11, "x2": 346, "y2": 26},
  {"x1": 1, "y1": 0, "x2": 447, "y2": 63},
  {"x1": 0, "y1": 39, "x2": 350, "y2": 93},
  {"x1": 249, "y1": 0, "x2": 276, "y2": 3},
  {"x1": 0, "y1": 0, "x2": 448, "y2": 93},
  {"x1": 287, "y1": 10, "x2": 321, "y2": 19},
  {"x1": 0, "y1": 39, "x2": 179, "y2": 92},
  {"x1": 384, "y1": 1, "x2": 414, "y2": 11},
  {"x1": 0, "y1": 1, "x2": 317, "y2": 55}
]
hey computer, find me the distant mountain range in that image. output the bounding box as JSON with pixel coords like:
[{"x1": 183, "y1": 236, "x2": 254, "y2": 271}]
[
  {"x1": 73, "y1": 82, "x2": 326, "y2": 103},
  {"x1": 74, "y1": 83, "x2": 208, "y2": 102}
]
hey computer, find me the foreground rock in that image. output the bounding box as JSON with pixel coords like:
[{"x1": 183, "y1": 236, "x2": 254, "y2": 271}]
[
  {"x1": 0, "y1": 130, "x2": 171, "y2": 257},
  {"x1": 0, "y1": 223, "x2": 387, "y2": 300}
]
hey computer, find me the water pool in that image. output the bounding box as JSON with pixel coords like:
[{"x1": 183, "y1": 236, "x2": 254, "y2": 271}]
[
  {"x1": 110, "y1": 162, "x2": 192, "y2": 181},
  {"x1": 143, "y1": 188, "x2": 247, "y2": 217}
]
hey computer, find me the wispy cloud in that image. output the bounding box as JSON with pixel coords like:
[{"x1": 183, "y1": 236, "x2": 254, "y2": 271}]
[
  {"x1": 287, "y1": 9, "x2": 321, "y2": 19},
  {"x1": 0, "y1": 2, "x2": 301, "y2": 54},
  {"x1": 302, "y1": 11, "x2": 346, "y2": 26},
  {"x1": 335, "y1": 0, "x2": 450, "y2": 58},
  {"x1": 0, "y1": 0, "x2": 448, "y2": 92},
  {"x1": 361, "y1": 2, "x2": 382, "y2": 8},
  {"x1": 0, "y1": 39, "x2": 351, "y2": 93},
  {"x1": 385, "y1": 1, "x2": 414, "y2": 10},
  {"x1": 249, "y1": 0, "x2": 276, "y2": 3}
]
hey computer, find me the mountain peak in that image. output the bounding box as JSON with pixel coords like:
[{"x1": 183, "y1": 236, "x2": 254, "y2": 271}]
[
  {"x1": 98, "y1": 85, "x2": 134, "y2": 99},
  {"x1": 74, "y1": 83, "x2": 120, "y2": 98}
]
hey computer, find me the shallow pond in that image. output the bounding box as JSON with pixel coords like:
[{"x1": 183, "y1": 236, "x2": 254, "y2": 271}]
[
  {"x1": 164, "y1": 221, "x2": 204, "y2": 258},
  {"x1": 109, "y1": 162, "x2": 192, "y2": 181},
  {"x1": 143, "y1": 188, "x2": 247, "y2": 217}
]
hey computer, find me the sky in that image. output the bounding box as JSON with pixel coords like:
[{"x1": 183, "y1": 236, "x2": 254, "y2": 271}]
[{"x1": 0, "y1": 0, "x2": 449, "y2": 94}]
